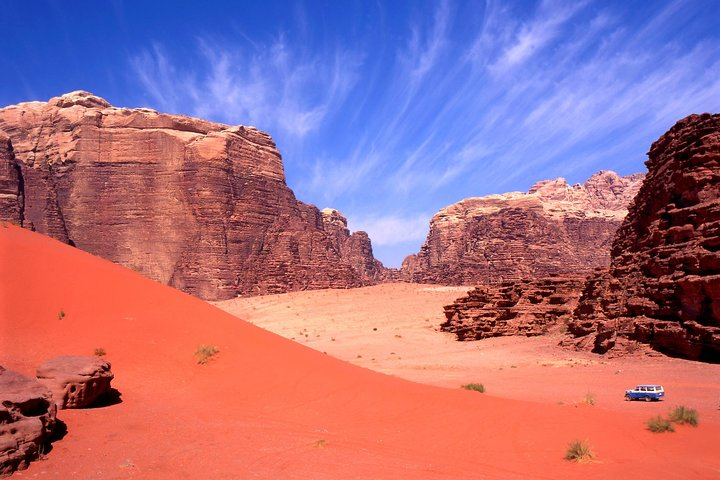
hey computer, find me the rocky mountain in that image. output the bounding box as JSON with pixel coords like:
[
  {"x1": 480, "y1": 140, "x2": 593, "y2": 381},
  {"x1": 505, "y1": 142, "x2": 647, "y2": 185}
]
[
  {"x1": 401, "y1": 171, "x2": 644, "y2": 285},
  {"x1": 0, "y1": 91, "x2": 383, "y2": 300},
  {"x1": 568, "y1": 113, "x2": 720, "y2": 362}
]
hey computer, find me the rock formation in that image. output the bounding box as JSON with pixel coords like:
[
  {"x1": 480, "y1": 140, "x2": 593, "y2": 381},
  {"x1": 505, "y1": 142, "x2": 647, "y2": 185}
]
[
  {"x1": 0, "y1": 92, "x2": 383, "y2": 300},
  {"x1": 0, "y1": 366, "x2": 57, "y2": 475},
  {"x1": 0, "y1": 131, "x2": 23, "y2": 225},
  {"x1": 401, "y1": 171, "x2": 643, "y2": 285},
  {"x1": 320, "y1": 208, "x2": 385, "y2": 284},
  {"x1": 36, "y1": 356, "x2": 114, "y2": 409},
  {"x1": 442, "y1": 276, "x2": 584, "y2": 340},
  {"x1": 568, "y1": 114, "x2": 720, "y2": 362}
]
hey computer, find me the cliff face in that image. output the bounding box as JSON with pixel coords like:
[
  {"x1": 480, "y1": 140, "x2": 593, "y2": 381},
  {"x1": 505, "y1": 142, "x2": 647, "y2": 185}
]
[
  {"x1": 568, "y1": 114, "x2": 720, "y2": 362},
  {"x1": 0, "y1": 131, "x2": 23, "y2": 225},
  {"x1": 320, "y1": 208, "x2": 386, "y2": 284},
  {"x1": 0, "y1": 91, "x2": 383, "y2": 300},
  {"x1": 401, "y1": 171, "x2": 643, "y2": 285}
]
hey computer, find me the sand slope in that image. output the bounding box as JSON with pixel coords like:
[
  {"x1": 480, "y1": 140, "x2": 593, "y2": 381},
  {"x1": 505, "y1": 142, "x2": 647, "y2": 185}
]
[
  {"x1": 215, "y1": 284, "x2": 720, "y2": 424},
  {"x1": 1, "y1": 225, "x2": 718, "y2": 479}
]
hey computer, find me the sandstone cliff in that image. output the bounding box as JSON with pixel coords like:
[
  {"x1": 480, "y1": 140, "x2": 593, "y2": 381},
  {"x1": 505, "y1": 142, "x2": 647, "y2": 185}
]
[
  {"x1": 568, "y1": 114, "x2": 720, "y2": 362},
  {"x1": 0, "y1": 91, "x2": 383, "y2": 300},
  {"x1": 0, "y1": 131, "x2": 23, "y2": 225},
  {"x1": 401, "y1": 171, "x2": 643, "y2": 285}
]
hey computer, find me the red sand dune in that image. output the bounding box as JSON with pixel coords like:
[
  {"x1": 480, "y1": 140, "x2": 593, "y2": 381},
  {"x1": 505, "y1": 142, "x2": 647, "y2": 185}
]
[{"x1": 1, "y1": 224, "x2": 718, "y2": 479}]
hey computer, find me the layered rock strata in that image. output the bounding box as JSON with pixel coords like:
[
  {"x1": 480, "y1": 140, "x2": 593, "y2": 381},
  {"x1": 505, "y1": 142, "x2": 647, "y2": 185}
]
[
  {"x1": 401, "y1": 171, "x2": 643, "y2": 285},
  {"x1": 0, "y1": 131, "x2": 23, "y2": 225},
  {"x1": 568, "y1": 114, "x2": 720, "y2": 362},
  {"x1": 36, "y1": 356, "x2": 114, "y2": 409},
  {"x1": 441, "y1": 276, "x2": 584, "y2": 340},
  {"x1": 0, "y1": 366, "x2": 57, "y2": 475},
  {"x1": 320, "y1": 208, "x2": 385, "y2": 284},
  {"x1": 0, "y1": 92, "x2": 383, "y2": 300}
]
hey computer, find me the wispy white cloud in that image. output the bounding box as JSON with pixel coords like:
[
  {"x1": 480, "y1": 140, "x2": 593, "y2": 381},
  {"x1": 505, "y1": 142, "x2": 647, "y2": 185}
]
[
  {"x1": 348, "y1": 213, "x2": 431, "y2": 246},
  {"x1": 306, "y1": 150, "x2": 384, "y2": 202},
  {"x1": 130, "y1": 36, "x2": 361, "y2": 139},
  {"x1": 490, "y1": 0, "x2": 585, "y2": 73},
  {"x1": 124, "y1": 0, "x2": 720, "y2": 266},
  {"x1": 402, "y1": 0, "x2": 451, "y2": 84}
]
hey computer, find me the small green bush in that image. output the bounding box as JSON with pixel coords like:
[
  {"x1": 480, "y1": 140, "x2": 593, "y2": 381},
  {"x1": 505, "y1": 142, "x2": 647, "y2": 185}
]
[
  {"x1": 669, "y1": 406, "x2": 698, "y2": 426},
  {"x1": 564, "y1": 440, "x2": 594, "y2": 462},
  {"x1": 94, "y1": 347, "x2": 107, "y2": 357},
  {"x1": 583, "y1": 392, "x2": 596, "y2": 406},
  {"x1": 195, "y1": 345, "x2": 220, "y2": 365},
  {"x1": 646, "y1": 415, "x2": 674, "y2": 433},
  {"x1": 461, "y1": 383, "x2": 485, "y2": 393},
  {"x1": 58, "y1": 309, "x2": 66, "y2": 320}
]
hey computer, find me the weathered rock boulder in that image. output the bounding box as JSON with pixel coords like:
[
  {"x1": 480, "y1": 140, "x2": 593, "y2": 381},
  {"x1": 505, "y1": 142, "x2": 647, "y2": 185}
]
[
  {"x1": 441, "y1": 276, "x2": 584, "y2": 340},
  {"x1": 0, "y1": 131, "x2": 23, "y2": 225},
  {"x1": 36, "y1": 356, "x2": 114, "y2": 409},
  {"x1": 0, "y1": 366, "x2": 56, "y2": 475},
  {"x1": 568, "y1": 114, "x2": 720, "y2": 362},
  {"x1": 401, "y1": 171, "x2": 643, "y2": 285},
  {"x1": 0, "y1": 91, "x2": 384, "y2": 300}
]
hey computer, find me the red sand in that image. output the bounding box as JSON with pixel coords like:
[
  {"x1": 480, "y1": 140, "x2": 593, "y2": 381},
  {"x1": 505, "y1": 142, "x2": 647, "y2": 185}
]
[
  {"x1": 1, "y1": 224, "x2": 719, "y2": 479},
  {"x1": 215, "y1": 284, "x2": 720, "y2": 424}
]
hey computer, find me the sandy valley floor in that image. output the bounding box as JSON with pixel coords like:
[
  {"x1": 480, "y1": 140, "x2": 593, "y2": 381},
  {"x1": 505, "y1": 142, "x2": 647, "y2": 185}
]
[{"x1": 215, "y1": 283, "x2": 720, "y2": 424}]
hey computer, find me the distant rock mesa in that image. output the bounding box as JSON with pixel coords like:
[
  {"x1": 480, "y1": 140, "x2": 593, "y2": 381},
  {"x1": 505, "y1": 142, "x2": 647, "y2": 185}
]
[
  {"x1": 401, "y1": 171, "x2": 643, "y2": 285},
  {"x1": 0, "y1": 91, "x2": 383, "y2": 300},
  {"x1": 568, "y1": 114, "x2": 720, "y2": 362}
]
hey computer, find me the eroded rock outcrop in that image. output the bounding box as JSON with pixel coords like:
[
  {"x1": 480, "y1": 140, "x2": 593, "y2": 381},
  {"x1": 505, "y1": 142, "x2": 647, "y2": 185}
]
[
  {"x1": 442, "y1": 276, "x2": 584, "y2": 340},
  {"x1": 568, "y1": 114, "x2": 720, "y2": 362},
  {"x1": 321, "y1": 208, "x2": 385, "y2": 284},
  {"x1": 401, "y1": 171, "x2": 643, "y2": 285},
  {"x1": 36, "y1": 356, "x2": 114, "y2": 409},
  {"x1": 0, "y1": 92, "x2": 383, "y2": 300},
  {"x1": 0, "y1": 366, "x2": 56, "y2": 475},
  {"x1": 0, "y1": 131, "x2": 23, "y2": 225}
]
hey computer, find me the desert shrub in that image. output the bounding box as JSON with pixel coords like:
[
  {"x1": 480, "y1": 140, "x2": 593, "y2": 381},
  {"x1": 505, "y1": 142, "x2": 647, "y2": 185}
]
[
  {"x1": 195, "y1": 345, "x2": 220, "y2": 365},
  {"x1": 646, "y1": 415, "x2": 674, "y2": 433},
  {"x1": 462, "y1": 383, "x2": 485, "y2": 393},
  {"x1": 564, "y1": 440, "x2": 594, "y2": 462},
  {"x1": 58, "y1": 309, "x2": 66, "y2": 320},
  {"x1": 582, "y1": 392, "x2": 596, "y2": 405},
  {"x1": 668, "y1": 406, "x2": 698, "y2": 426},
  {"x1": 94, "y1": 347, "x2": 107, "y2": 357}
]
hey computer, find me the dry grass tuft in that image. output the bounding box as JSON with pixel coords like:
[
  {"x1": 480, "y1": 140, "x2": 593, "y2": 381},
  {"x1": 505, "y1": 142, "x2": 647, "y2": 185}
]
[
  {"x1": 195, "y1": 345, "x2": 220, "y2": 365},
  {"x1": 564, "y1": 440, "x2": 594, "y2": 462}
]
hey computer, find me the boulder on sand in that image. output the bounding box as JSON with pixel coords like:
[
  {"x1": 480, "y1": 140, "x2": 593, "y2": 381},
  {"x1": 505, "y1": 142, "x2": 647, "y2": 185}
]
[
  {"x1": 36, "y1": 356, "x2": 114, "y2": 409},
  {"x1": 0, "y1": 366, "x2": 57, "y2": 475}
]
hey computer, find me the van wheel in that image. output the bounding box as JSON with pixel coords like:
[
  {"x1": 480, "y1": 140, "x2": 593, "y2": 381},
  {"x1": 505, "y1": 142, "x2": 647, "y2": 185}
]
[
  {"x1": 625, "y1": 394, "x2": 631, "y2": 401},
  {"x1": 644, "y1": 396, "x2": 651, "y2": 402}
]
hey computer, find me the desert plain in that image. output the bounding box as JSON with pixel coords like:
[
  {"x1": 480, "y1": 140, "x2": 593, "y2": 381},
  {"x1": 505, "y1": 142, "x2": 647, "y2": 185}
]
[{"x1": 2, "y1": 224, "x2": 719, "y2": 480}]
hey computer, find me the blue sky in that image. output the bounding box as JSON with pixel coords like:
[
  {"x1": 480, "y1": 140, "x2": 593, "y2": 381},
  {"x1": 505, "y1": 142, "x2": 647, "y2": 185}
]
[{"x1": 3, "y1": 1, "x2": 720, "y2": 267}]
